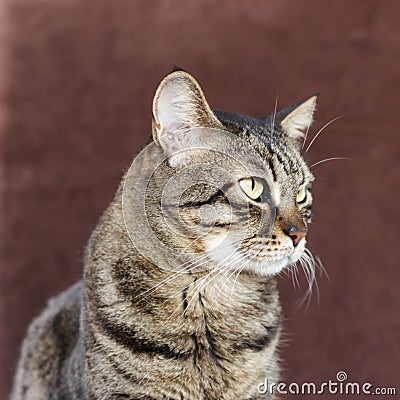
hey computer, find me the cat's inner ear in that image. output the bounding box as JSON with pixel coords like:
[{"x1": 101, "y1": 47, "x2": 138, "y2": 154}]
[
  {"x1": 152, "y1": 71, "x2": 222, "y2": 166},
  {"x1": 277, "y1": 95, "x2": 318, "y2": 143}
]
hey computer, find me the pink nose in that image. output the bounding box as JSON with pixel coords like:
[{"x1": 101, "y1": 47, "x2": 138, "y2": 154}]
[{"x1": 283, "y1": 224, "x2": 307, "y2": 246}]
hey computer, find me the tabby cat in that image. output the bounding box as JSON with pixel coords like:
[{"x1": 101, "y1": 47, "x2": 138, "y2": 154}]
[{"x1": 11, "y1": 70, "x2": 317, "y2": 399}]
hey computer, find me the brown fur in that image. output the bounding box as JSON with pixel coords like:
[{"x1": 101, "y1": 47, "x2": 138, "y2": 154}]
[{"x1": 11, "y1": 71, "x2": 317, "y2": 399}]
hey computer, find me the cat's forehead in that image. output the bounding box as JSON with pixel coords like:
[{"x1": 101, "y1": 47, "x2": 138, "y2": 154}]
[
  {"x1": 213, "y1": 110, "x2": 269, "y2": 135},
  {"x1": 213, "y1": 109, "x2": 310, "y2": 185},
  {"x1": 213, "y1": 109, "x2": 287, "y2": 152}
]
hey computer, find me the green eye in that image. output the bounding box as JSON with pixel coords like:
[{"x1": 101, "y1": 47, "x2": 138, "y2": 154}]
[
  {"x1": 239, "y1": 177, "x2": 264, "y2": 200},
  {"x1": 296, "y1": 187, "x2": 307, "y2": 203}
]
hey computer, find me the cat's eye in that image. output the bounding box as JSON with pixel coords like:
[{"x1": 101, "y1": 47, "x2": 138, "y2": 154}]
[
  {"x1": 239, "y1": 177, "x2": 264, "y2": 201},
  {"x1": 296, "y1": 187, "x2": 307, "y2": 204}
]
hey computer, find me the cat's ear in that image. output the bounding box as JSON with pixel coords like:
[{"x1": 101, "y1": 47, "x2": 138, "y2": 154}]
[
  {"x1": 152, "y1": 71, "x2": 222, "y2": 167},
  {"x1": 276, "y1": 95, "x2": 318, "y2": 145}
]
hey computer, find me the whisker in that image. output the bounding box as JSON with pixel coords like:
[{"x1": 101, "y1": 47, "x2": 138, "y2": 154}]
[
  {"x1": 305, "y1": 248, "x2": 329, "y2": 282},
  {"x1": 293, "y1": 263, "x2": 300, "y2": 288},
  {"x1": 301, "y1": 97, "x2": 318, "y2": 151},
  {"x1": 165, "y1": 256, "x2": 223, "y2": 301},
  {"x1": 134, "y1": 237, "x2": 247, "y2": 301},
  {"x1": 189, "y1": 252, "x2": 244, "y2": 301},
  {"x1": 217, "y1": 251, "x2": 246, "y2": 292},
  {"x1": 270, "y1": 95, "x2": 279, "y2": 133},
  {"x1": 133, "y1": 253, "x2": 210, "y2": 301},
  {"x1": 165, "y1": 250, "x2": 239, "y2": 302},
  {"x1": 229, "y1": 251, "x2": 256, "y2": 298},
  {"x1": 310, "y1": 157, "x2": 351, "y2": 168},
  {"x1": 167, "y1": 253, "x2": 244, "y2": 321},
  {"x1": 304, "y1": 116, "x2": 343, "y2": 154},
  {"x1": 303, "y1": 253, "x2": 315, "y2": 291},
  {"x1": 204, "y1": 249, "x2": 253, "y2": 311},
  {"x1": 288, "y1": 263, "x2": 300, "y2": 290},
  {"x1": 294, "y1": 247, "x2": 327, "y2": 311},
  {"x1": 294, "y1": 253, "x2": 314, "y2": 309},
  {"x1": 168, "y1": 272, "x2": 222, "y2": 321},
  {"x1": 215, "y1": 251, "x2": 248, "y2": 296}
]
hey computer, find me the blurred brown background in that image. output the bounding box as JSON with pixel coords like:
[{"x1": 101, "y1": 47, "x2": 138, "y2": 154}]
[{"x1": 0, "y1": 0, "x2": 399, "y2": 399}]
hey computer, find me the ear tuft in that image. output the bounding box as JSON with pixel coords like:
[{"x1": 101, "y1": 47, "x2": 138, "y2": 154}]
[
  {"x1": 280, "y1": 95, "x2": 318, "y2": 141},
  {"x1": 152, "y1": 71, "x2": 221, "y2": 166},
  {"x1": 171, "y1": 65, "x2": 186, "y2": 73}
]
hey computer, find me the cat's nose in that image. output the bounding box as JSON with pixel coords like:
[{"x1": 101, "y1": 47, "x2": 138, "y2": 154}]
[{"x1": 283, "y1": 224, "x2": 307, "y2": 247}]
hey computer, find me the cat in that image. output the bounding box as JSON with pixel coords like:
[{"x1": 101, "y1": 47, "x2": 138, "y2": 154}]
[{"x1": 10, "y1": 70, "x2": 317, "y2": 400}]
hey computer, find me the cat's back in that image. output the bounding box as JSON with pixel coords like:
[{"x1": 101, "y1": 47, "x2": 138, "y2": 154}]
[{"x1": 10, "y1": 281, "x2": 83, "y2": 400}]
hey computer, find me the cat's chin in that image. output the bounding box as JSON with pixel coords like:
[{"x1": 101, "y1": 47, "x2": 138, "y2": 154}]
[
  {"x1": 246, "y1": 240, "x2": 306, "y2": 276},
  {"x1": 239, "y1": 257, "x2": 289, "y2": 276},
  {"x1": 242, "y1": 250, "x2": 303, "y2": 277}
]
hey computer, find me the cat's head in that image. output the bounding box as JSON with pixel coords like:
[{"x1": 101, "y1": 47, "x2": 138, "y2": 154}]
[{"x1": 124, "y1": 71, "x2": 316, "y2": 277}]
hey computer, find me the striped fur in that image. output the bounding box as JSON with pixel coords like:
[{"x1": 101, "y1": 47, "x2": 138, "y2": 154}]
[{"x1": 11, "y1": 71, "x2": 316, "y2": 399}]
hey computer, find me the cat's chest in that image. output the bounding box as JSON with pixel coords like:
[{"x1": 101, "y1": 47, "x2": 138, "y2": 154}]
[
  {"x1": 175, "y1": 277, "x2": 281, "y2": 366},
  {"x1": 167, "y1": 285, "x2": 281, "y2": 399}
]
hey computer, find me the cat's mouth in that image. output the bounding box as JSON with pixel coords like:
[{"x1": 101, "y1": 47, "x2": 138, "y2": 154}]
[
  {"x1": 240, "y1": 245, "x2": 304, "y2": 276},
  {"x1": 206, "y1": 236, "x2": 306, "y2": 276}
]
